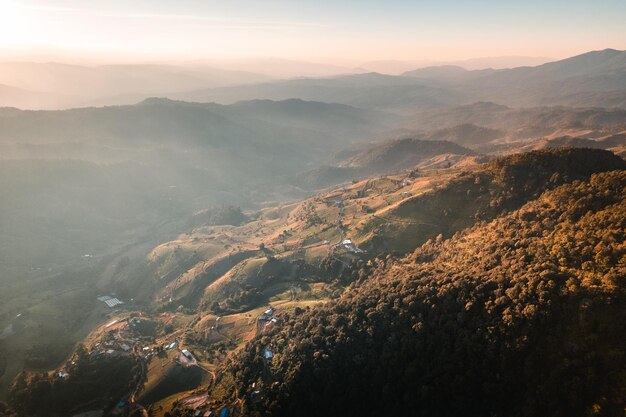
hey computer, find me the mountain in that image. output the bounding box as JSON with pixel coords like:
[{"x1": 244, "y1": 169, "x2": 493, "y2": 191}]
[
  {"x1": 361, "y1": 56, "x2": 552, "y2": 74},
  {"x1": 468, "y1": 49, "x2": 626, "y2": 107},
  {"x1": 295, "y1": 138, "x2": 475, "y2": 188},
  {"x1": 2, "y1": 50, "x2": 622, "y2": 112},
  {"x1": 404, "y1": 49, "x2": 626, "y2": 108},
  {"x1": 210, "y1": 151, "x2": 626, "y2": 417},
  {"x1": 409, "y1": 102, "x2": 626, "y2": 140},
  {"x1": 0, "y1": 62, "x2": 270, "y2": 109},
  {"x1": 170, "y1": 72, "x2": 465, "y2": 112},
  {"x1": 293, "y1": 101, "x2": 626, "y2": 190},
  {"x1": 448, "y1": 55, "x2": 554, "y2": 70},
  {"x1": 169, "y1": 49, "x2": 626, "y2": 113},
  {"x1": 479, "y1": 133, "x2": 626, "y2": 155},
  {"x1": 423, "y1": 123, "x2": 505, "y2": 146},
  {"x1": 355, "y1": 148, "x2": 626, "y2": 253},
  {"x1": 0, "y1": 83, "x2": 65, "y2": 109},
  {"x1": 404, "y1": 49, "x2": 625, "y2": 80},
  {"x1": 341, "y1": 138, "x2": 475, "y2": 171},
  {"x1": 402, "y1": 65, "x2": 492, "y2": 80},
  {"x1": 0, "y1": 97, "x2": 394, "y2": 274},
  {"x1": 222, "y1": 98, "x2": 395, "y2": 140},
  {"x1": 0, "y1": 98, "x2": 394, "y2": 159},
  {"x1": 199, "y1": 58, "x2": 365, "y2": 78},
  {"x1": 144, "y1": 149, "x2": 626, "y2": 319}
]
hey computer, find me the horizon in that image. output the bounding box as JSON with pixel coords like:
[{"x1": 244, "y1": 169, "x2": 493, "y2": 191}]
[{"x1": 1, "y1": 0, "x2": 625, "y2": 72}]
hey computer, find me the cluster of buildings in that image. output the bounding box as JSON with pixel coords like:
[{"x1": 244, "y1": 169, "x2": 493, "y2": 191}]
[{"x1": 90, "y1": 317, "x2": 154, "y2": 360}]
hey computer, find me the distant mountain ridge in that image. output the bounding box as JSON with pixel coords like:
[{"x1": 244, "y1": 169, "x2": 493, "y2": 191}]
[
  {"x1": 408, "y1": 101, "x2": 626, "y2": 137},
  {"x1": 0, "y1": 49, "x2": 624, "y2": 110},
  {"x1": 171, "y1": 49, "x2": 626, "y2": 111},
  {"x1": 0, "y1": 62, "x2": 270, "y2": 109}
]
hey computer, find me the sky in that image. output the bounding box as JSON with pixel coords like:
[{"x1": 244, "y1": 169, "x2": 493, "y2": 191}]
[{"x1": 0, "y1": 0, "x2": 625, "y2": 64}]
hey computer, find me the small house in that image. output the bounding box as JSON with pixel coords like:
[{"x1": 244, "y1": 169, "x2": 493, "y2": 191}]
[{"x1": 182, "y1": 349, "x2": 193, "y2": 361}]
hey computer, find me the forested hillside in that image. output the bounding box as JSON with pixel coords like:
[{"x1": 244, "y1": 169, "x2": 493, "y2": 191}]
[
  {"x1": 7, "y1": 345, "x2": 142, "y2": 416},
  {"x1": 358, "y1": 148, "x2": 626, "y2": 253},
  {"x1": 218, "y1": 169, "x2": 626, "y2": 417}
]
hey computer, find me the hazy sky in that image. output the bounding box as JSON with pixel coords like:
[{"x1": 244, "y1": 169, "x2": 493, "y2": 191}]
[{"x1": 1, "y1": 0, "x2": 624, "y2": 63}]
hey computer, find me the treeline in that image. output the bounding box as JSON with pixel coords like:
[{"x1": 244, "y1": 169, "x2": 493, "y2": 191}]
[
  {"x1": 188, "y1": 206, "x2": 249, "y2": 229},
  {"x1": 217, "y1": 169, "x2": 626, "y2": 417}
]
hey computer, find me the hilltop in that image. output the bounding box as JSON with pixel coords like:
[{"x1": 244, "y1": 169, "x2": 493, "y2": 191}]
[{"x1": 296, "y1": 138, "x2": 477, "y2": 188}]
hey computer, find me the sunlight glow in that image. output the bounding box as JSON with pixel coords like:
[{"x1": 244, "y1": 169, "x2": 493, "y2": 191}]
[
  {"x1": 0, "y1": 0, "x2": 623, "y2": 62},
  {"x1": 0, "y1": 1, "x2": 33, "y2": 46}
]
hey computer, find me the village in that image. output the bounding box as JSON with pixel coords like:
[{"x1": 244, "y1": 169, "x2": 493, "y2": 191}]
[
  {"x1": 52, "y1": 290, "x2": 292, "y2": 417},
  {"x1": 42, "y1": 167, "x2": 457, "y2": 417}
]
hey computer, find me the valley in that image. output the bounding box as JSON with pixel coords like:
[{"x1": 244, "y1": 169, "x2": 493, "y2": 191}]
[{"x1": 4, "y1": 145, "x2": 625, "y2": 416}]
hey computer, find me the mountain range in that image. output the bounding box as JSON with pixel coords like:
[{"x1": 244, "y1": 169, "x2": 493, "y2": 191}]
[
  {"x1": 170, "y1": 49, "x2": 626, "y2": 112},
  {"x1": 1, "y1": 48, "x2": 626, "y2": 416},
  {"x1": 0, "y1": 62, "x2": 270, "y2": 109},
  {"x1": 0, "y1": 49, "x2": 624, "y2": 111},
  {"x1": 0, "y1": 96, "x2": 394, "y2": 269}
]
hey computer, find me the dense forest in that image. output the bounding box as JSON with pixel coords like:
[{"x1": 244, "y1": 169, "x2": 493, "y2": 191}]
[
  {"x1": 217, "y1": 169, "x2": 626, "y2": 417},
  {"x1": 7, "y1": 345, "x2": 142, "y2": 416},
  {"x1": 187, "y1": 205, "x2": 249, "y2": 229}
]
